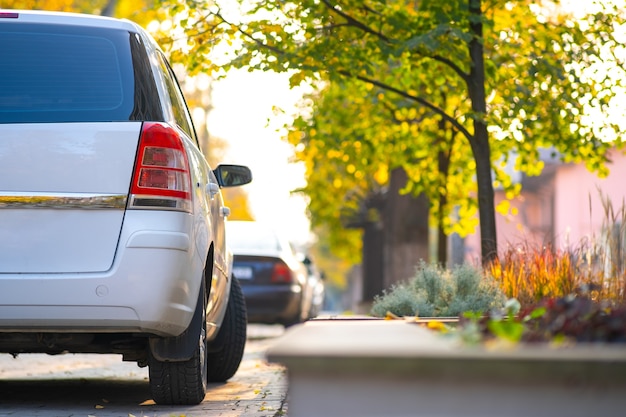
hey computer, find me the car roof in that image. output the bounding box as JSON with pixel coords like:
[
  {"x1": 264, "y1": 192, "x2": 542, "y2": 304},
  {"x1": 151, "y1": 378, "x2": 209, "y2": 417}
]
[
  {"x1": 227, "y1": 221, "x2": 295, "y2": 256},
  {"x1": 0, "y1": 9, "x2": 141, "y2": 32}
]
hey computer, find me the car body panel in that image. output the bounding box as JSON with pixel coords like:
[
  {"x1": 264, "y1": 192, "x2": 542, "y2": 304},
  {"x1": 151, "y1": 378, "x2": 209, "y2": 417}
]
[
  {"x1": 0, "y1": 210, "x2": 200, "y2": 337},
  {"x1": 239, "y1": 284, "x2": 303, "y2": 324},
  {"x1": 0, "y1": 122, "x2": 140, "y2": 273},
  {"x1": 4, "y1": 9, "x2": 142, "y2": 30}
]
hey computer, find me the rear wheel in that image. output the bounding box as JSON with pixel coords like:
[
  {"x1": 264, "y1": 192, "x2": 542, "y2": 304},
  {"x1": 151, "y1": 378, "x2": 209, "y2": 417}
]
[
  {"x1": 206, "y1": 276, "x2": 247, "y2": 382},
  {"x1": 148, "y1": 282, "x2": 207, "y2": 405}
]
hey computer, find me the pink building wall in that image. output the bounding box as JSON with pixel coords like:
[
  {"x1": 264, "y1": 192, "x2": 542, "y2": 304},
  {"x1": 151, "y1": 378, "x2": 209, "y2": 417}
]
[
  {"x1": 463, "y1": 149, "x2": 626, "y2": 261},
  {"x1": 553, "y1": 153, "x2": 626, "y2": 248}
]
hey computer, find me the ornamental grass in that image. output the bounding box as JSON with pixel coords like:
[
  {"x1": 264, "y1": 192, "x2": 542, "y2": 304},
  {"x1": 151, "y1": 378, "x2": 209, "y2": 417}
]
[{"x1": 489, "y1": 192, "x2": 626, "y2": 307}]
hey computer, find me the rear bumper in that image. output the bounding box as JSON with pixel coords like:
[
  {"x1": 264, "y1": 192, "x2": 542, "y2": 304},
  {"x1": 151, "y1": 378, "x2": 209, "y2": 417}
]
[
  {"x1": 241, "y1": 284, "x2": 302, "y2": 324},
  {"x1": 0, "y1": 212, "x2": 206, "y2": 338}
]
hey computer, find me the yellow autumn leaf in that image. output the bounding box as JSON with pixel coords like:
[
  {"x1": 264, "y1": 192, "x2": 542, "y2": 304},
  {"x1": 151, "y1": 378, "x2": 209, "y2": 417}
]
[
  {"x1": 427, "y1": 321, "x2": 448, "y2": 332},
  {"x1": 496, "y1": 199, "x2": 510, "y2": 215},
  {"x1": 385, "y1": 311, "x2": 400, "y2": 320},
  {"x1": 288, "y1": 71, "x2": 306, "y2": 87},
  {"x1": 373, "y1": 164, "x2": 389, "y2": 185}
]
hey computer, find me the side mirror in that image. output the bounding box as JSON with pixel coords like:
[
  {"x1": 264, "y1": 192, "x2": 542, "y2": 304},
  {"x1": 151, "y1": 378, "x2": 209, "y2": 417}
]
[{"x1": 214, "y1": 164, "x2": 252, "y2": 188}]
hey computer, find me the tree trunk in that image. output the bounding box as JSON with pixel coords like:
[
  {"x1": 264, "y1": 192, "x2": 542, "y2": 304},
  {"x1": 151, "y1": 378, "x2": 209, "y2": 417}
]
[
  {"x1": 437, "y1": 117, "x2": 451, "y2": 266},
  {"x1": 468, "y1": 0, "x2": 498, "y2": 264},
  {"x1": 383, "y1": 167, "x2": 430, "y2": 289},
  {"x1": 361, "y1": 221, "x2": 384, "y2": 305},
  {"x1": 437, "y1": 194, "x2": 448, "y2": 265}
]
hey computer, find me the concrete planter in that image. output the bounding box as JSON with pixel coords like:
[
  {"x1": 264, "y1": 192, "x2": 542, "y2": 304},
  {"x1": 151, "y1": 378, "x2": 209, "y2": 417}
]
[{"x1": 266, "y1": 318, "x2": 626, "y2": 417}]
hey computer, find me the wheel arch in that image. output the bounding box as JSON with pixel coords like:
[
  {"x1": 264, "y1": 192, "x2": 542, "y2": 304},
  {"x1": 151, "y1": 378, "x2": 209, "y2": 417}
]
[{"x1": 148, "y1": 242, "x2": 215, "y2": 362}]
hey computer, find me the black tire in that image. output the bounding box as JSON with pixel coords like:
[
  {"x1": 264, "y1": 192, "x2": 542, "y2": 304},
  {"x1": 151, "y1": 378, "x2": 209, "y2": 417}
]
[
  {"x1": 206, "y1": 276, "x2": 247, "y2": 382},
  {"x1": 148, "y1": 281, "x2": 207, "y2": 405},
  {"x1": 281, "y1": 314, "x2": 302, "y2": 328}
]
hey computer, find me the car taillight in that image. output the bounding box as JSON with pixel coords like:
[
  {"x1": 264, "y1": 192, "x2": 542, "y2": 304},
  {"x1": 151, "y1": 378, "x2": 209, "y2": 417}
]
[
  {"x1": 271, "y1": 262, "x2": 294, "y2": 283},
  {"x1": 128, "y1": 122, "x2": 192, "y2": 212}
]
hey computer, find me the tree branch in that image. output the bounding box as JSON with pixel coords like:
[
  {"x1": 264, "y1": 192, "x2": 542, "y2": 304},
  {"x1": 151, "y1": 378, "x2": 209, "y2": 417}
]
[
  {"x1": 339, "y1": 70, "x2": 473, "y2": 141},
  {"x1": 431, "y1": 54, "x2": 470, "y2": 82},
  {"x1": 319, "y1": 0, "x2": 391, "y2": 43}
]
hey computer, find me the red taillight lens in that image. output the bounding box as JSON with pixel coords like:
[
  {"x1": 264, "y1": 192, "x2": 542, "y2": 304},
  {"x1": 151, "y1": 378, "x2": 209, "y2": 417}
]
[
  {"x1": 137, "y1": 167, "x2": 189, "y2": 191},
  {"x1": 129, "y1": 122, "x2": 192, "y2": 212},
  {"x1": 271, "y1": 262, "x2": 293, "y2": 283}
]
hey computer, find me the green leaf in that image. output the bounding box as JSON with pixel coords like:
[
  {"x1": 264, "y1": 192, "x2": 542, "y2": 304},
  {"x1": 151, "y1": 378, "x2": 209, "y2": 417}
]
[{"x1": 487, "y1": 320, "x2": 525, "y2": 343}]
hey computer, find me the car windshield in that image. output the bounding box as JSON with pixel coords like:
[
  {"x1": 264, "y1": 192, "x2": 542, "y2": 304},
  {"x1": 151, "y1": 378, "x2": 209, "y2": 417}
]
[{"x1": 0, "y1": 22, "x2": 158, "y2": 123}]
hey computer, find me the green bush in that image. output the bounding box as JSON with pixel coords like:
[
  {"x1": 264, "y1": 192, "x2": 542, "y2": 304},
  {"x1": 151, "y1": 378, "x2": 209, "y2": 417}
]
[{"x1": 371, "y1": 261, "x2": 506, "y2": 318}]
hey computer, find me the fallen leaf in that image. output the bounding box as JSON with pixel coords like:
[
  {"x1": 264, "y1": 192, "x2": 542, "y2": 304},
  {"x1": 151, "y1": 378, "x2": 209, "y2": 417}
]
[
  {"x1": 427, "y1": 321, "x2": 448, "y2": 332},
  {"x1": 385, "y1": 311, "x2": 400, "y2": 320}
]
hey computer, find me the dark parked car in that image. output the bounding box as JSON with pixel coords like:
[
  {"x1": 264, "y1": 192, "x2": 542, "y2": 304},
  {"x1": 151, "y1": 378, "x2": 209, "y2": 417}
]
[
  {"x1": 227, "y1": 220, "x2": 312, "y2": 326},
  {"x1": 0, "y1": 10, "x2": 252, "y2": 405}
]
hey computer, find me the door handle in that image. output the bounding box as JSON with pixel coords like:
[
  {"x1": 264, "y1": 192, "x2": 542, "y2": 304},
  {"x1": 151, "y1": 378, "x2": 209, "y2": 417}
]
[
  {"x1": 221, "y1": 207, "x2": 231, "y2": 217},
  {"x1": 206, "y1": 183, "x2": 219, "y2": 198}
]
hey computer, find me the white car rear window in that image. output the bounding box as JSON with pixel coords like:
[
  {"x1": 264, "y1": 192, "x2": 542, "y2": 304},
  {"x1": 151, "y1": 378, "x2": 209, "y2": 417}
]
[{"x1": 0, "y1": 23, "x2": 144, "y2": 123}]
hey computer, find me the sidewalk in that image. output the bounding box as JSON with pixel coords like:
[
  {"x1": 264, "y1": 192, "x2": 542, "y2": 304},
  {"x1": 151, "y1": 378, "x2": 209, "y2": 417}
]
[
  {"x1": 200, "y1": 325, "x2": 289, "y2": 417},
  {"x1": 0, "y1": 324, "x2": 289, "y2": 417}
]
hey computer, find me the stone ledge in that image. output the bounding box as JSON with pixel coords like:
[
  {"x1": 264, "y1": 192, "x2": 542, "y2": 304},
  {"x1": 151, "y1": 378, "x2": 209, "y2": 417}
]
[{"x1": 266, "y1": 319, "x2": 626, "y2": 417}]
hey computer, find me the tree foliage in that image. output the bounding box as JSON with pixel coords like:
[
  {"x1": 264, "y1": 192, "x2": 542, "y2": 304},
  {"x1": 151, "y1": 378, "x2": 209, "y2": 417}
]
[
  {"x1": 160, "y1": 0, "x2": 626, "y2": 264},
  {"x1": 177, "y1": 0, "x2": 626, "y2": 264}
]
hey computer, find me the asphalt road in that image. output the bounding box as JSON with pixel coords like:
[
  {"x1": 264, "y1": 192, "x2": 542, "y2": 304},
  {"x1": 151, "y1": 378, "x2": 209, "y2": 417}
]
[{"x1": 0, "y1": 324, "x2": 288, "y2": 417}]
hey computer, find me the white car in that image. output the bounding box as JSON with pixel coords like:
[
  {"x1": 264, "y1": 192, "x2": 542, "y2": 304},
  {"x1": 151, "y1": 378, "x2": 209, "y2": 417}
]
[{"x1": 0, "y1": 10, "x2": 251, "y2": 405}]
